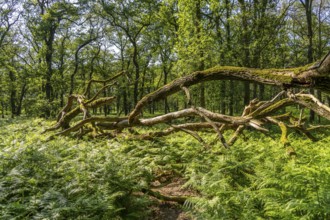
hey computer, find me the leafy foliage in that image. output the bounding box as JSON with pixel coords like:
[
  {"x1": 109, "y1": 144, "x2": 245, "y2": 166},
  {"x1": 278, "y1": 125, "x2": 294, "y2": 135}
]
[
  {"x1": 1, "y1": 118, "x2": 330, "y2": 219},
  {"x1": 183, "y1": 133, "x2": 330, "y2": 219},
  {"x1": 0, "y1": 118, "x2": 152, "y2": 219}
]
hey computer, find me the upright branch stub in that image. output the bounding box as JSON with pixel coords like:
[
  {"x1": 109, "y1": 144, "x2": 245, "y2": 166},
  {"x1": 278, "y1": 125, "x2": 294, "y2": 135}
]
[{"x1": 316, "y1": 51, "x2": 330, "y2": 74}]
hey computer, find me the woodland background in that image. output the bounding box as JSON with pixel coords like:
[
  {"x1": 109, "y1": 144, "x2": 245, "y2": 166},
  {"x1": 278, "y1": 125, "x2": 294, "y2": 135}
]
[{"x1": 1, "y1": 0, "x2": 330, "y2": 119}]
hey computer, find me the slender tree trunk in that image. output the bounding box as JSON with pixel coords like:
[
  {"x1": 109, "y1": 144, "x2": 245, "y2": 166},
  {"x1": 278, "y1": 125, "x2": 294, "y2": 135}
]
[
  {"x1": 103, "y1": 83, "x2": 108, "y2": 116},
  {"x1": 306, "y1": 2, "x2": 313, "y2": 63},
  {"x1": 16, "y1": 83, "x2": 27, "y2": 116},
  {"x1": 253, "y1": 83, "x2": 258, "y2": 99},
  {"x1": 8, "y1": 71, "x2": 16, "y2": 117},
  {"x1": 316, "y1": 0, "x2": 324, "y2": 122},
  {"x1": 220, "y1": 81, "x2": 226, "y2": 114},
  {"x1": 164, "y1": 68, "x2": 170, "y2": 113},
  {"x1": 123, "y1": 89, "x2": 128, "y2": 115},
  {"x1": 132, "y1": 42, "x2": 140, "y2": 106},
  {"x1": 43, "y1": 21, "x2": 56, "y2": 117},
  {"x1": 229, "y1": 81, "x2": 234, "y2": 115},
  {"x1": 225, "y1": 0, "x2": 232, "y2": 62},
  {"x1": 225, "y1": 0, "x2": 234, "y2": 115},
  {"x1": 259, "y1": 84, "x2": 265, "y2": 100},
  {"x1": 45, "y1": 28, "x2": 55, "y2": 103},
  {"x1": 140, "y1": 58, "x2": 150, "y2": 101},
  {"x1": 317, "y1": 0, "x2": 323, "y2": 58},
  {"x1": 244, "y1": 82, "x2": 250, "y2": 106},
  {"x1": 238, "y1": 0, "x2": 251, "y2": 106},
  {"x1": 301, "y1": 0, "x2": 315, "y2": 122},
  {"x1": 195, "y1": 0, "x2": 206, "y2": 108},
  {"x1": 1, "y1": 101, "x2": 4, "y2": 118}
]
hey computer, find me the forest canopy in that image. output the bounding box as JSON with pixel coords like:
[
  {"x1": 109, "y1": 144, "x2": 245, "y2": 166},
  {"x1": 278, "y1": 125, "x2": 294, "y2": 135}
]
[{"x1": 0, "y1": 0, "x2": 330, "y2": 119}]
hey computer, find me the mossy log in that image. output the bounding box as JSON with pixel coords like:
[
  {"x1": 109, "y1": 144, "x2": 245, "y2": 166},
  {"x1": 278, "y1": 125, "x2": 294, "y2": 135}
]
[
  {"x1": 128, "y1": 52, "x2": 330, "y2": 123},
  {"x1": 46, "y1": 91, "x2": 330, "y2": 147},
  {"x1": 44, "y1": 52, "x2": 330, "y2": 148},
  {"x1": 42, "y1": 96, "x2": 116, "y2": 133},
  {"x1": 142, "y1": 188, "x2": 188, "y2": 205}
]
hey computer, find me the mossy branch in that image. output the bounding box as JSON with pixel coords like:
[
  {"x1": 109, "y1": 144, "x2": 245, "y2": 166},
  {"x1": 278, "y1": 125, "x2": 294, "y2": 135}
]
[
  {"x1": 44, "y1": 54, "x2": 330, "y2": 147},
  {"x1": 128, "y1": 53, "x2": 330, "y2": 123}
]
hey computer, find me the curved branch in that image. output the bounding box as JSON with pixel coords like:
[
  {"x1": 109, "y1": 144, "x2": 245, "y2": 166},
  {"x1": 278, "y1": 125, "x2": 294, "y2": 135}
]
[
  {"x1": 128, "y1": 53, "x2": 330, "y2": 123},
  {"x1": 52, "y1": 116, "x2": 127, "y2": 137},
  {"x1": 170, "y1": 124, "x2": 209, "y2": 149},
  {"x1": 83, "y1": 71, "x2": 125, "y2": 96},
  {"x1": 42, "y1": 96, "x2": 116, "y2": 133}
]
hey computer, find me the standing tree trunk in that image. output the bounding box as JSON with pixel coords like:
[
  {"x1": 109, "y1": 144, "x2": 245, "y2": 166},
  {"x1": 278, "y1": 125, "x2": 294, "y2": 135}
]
[
  {"x1": 220, "y1": 81, "x2": 226, "y2": 114},
  {"x1": 316, "y1": 0, "x2": 325, "y2": 122},
  {"x1": 195, "y1": 1, "x2": 206, "y2": 108},
  {"x1": 132, "y1": 41, "x2": 140, "y2": 106},
  {"x1": 224, "y1": 0, "x2": 234, "y2": 114},
  {"x1": 164, "y1": 67, "x2": 170, "y2": 114},
  {"x1": 8, "y1": 71, "x2": 16, "y2": 117},
  {"x1": 16, "y1": 83, "x2": 27, "y2": 116},
  {"x1": 39, "y1": 1, "x2": 57, "y2": 117},
  {"x1": 229, "y1": 81, "x2": 234, "y2": 115},
  {"x1": 1, "y1": 101, "x2": 4, "y2": 118},
  {"x1": 300, "y1": 0, "x2": 315, "y2": 122},
  {"x1": 43, "y1": 17, "x2": 56, "y2": 107},
  {"x1": 238, "y1": 0, "x2": 251, "y2": 106}
]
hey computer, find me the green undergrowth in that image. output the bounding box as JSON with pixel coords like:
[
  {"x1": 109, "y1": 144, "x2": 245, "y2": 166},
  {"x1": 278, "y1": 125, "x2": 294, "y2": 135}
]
[{"x1": 1, "y1": 118, "x2": 330, "y2": 219}]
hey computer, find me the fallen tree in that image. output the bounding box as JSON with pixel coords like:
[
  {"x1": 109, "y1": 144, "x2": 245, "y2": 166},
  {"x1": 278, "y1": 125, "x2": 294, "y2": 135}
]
[{"x1": 44, "y1": 52, "x2": 330, "y2": 149}]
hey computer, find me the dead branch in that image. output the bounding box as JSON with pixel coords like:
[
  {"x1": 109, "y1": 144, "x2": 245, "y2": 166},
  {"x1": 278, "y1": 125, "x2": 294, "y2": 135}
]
[
  {"x1": 307, "y1": 125, "x2": 330, "y2": 131},
  {"x1": 45, "y1": 90, "x2": 330, "y2": 148},
  {"x1": 228, "y1": 125, "x2": 245, "y2": 146},
  {"x1": 44, "y1": 56, "x2": 330, "y2": 149},
  {"x1": 181, "y1": 86, "x2": 192, "y2": 106},
  {"x1": 42, "y1": 96, "x2": 116, "y2": 133},
  {"x1": 128, "y1": 52, "x2": 330, "y2": 123},
  {"x1": 143, "y1": 188, "x2": 188, "y2": 204},
  {"x1": 83, "y1": 71, "x2": 125, "y2": 97},
  {"x1": 170, "y1": 124, "x2": 209, "y2": 149},
  {"x1": 193, "y1": 107, "x2": 229, "y2": 148}
]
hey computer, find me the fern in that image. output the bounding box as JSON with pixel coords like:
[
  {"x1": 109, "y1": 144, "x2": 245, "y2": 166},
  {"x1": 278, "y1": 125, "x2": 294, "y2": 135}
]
[{"x1": 1, "y1": 118, "x2": 330, "y2": 219}]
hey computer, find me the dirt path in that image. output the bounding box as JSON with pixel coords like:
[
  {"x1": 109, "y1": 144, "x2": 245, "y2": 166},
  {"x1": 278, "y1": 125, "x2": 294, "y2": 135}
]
[
  {"x1": 149, "y1": 202, "x2": 191, "y2": 220},
  {"x1": 148, "y1": 177, "x2": 197, "y2": 220}
]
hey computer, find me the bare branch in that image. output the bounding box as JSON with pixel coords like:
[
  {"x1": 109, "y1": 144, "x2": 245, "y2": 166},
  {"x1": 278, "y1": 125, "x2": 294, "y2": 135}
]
[
  {"x1": 129, "y1": 56, "x2": 330, "y2": 123},
  {"x1": 193, "y1": 107, "x2": 229, "y2": 148}
]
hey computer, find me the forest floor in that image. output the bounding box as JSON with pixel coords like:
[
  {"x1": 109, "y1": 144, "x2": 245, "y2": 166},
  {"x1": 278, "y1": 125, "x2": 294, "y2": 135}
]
[
  {"x1": 148, "y1": 177, "x2": 197, "y2": 220},
  {"x1": 1, "y1": 117, "x2": 330, "y2": 219}
]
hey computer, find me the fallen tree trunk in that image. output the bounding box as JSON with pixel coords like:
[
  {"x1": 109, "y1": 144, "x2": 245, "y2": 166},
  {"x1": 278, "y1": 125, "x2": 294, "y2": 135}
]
[
  {"x1": 128, "y1": 52, "x2": 330, "y2": 123},
  {"x1": 45, "y1": 91, "x2": 330, "y2": 147},
  {"x1": 43, "y1": 52, "x2": 330, "y2": 148}
]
